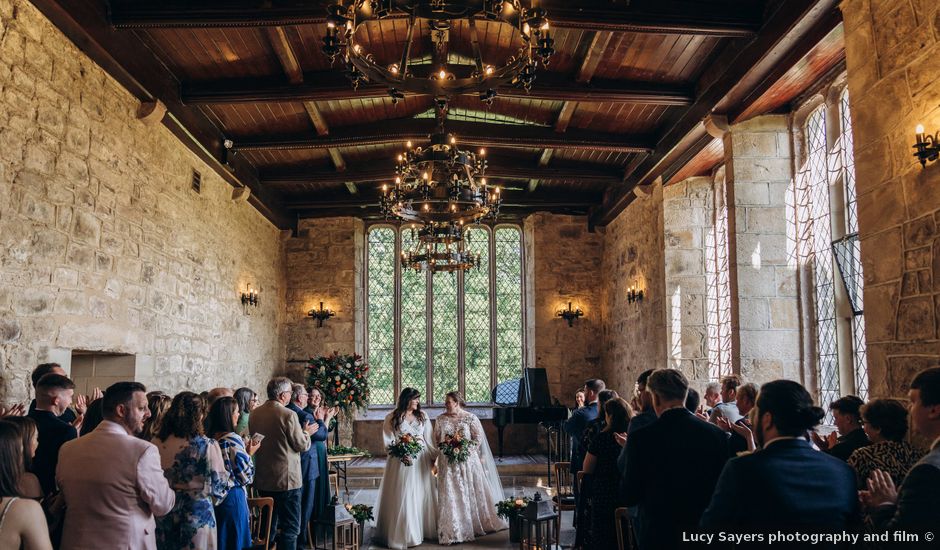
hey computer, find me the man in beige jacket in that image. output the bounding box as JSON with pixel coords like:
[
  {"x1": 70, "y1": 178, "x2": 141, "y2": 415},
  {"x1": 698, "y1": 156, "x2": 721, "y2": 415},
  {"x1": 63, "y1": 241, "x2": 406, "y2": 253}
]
[
  {"x1": 250, "y1": 377, "x2": 317, "y2": 550},
  {"x1": 57, "y1": 382, "x2": 175, "y2": 550}
]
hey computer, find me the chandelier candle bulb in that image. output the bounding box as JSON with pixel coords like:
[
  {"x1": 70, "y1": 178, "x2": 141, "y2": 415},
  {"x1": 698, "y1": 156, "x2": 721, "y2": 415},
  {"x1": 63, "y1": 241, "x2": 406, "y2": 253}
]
[{"x1": 916, "y1": 124, "x2": 925, "y2": 142}]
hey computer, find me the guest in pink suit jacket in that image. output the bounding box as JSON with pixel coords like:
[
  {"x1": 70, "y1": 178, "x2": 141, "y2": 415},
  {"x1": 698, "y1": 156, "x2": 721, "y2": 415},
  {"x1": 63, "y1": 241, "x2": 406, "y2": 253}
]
[{"x1": 56, "y1": 382, "x2": 175, "y2": 550}]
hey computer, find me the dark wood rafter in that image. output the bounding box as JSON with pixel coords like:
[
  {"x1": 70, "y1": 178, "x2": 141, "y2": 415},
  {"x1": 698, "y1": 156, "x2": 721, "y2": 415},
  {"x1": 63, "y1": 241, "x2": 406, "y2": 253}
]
[
  {"x1": 535, "y1": 30, "x2": 616, "y2": 192},
  {"x1": 235, "y1": 120, "x2": 655, "y2": 154},
  {"x1": 264, "y1": 27, "x2": 359, "y2": 196},
  {"x1": 29, "y1": 0, "x2": 293, "y2": 229},
  {"x1": 591, "y1": 0, "x2": 840, "y2": 226},
  {"x1": 181, "y1": 72, "x2": 695, "y2": 107},
  {"x1": 260, "y1": 156, "x2": 624, "y2": 186},
  {"x1": 108, "y1": 0, "x2": 763, "y2": 37}
]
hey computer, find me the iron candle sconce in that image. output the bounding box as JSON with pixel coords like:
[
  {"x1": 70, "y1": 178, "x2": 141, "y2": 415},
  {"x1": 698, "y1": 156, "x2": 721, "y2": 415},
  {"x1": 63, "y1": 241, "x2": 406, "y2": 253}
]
[
  {"x1": 913, "y1": 124, "x2": 939, "y2": 167},
  {"x1": 556, "y1": 302, "x2": 583, "y2": 327},
  {"x1": 308, "y1": 302, "x2": 336, "y2": 328}
]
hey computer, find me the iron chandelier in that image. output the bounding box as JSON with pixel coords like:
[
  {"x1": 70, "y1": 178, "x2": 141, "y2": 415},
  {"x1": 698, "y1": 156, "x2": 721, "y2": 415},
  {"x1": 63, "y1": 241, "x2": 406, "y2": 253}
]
[{"x1": 322, "y1": 0, "x2": 555, "y2": 105}]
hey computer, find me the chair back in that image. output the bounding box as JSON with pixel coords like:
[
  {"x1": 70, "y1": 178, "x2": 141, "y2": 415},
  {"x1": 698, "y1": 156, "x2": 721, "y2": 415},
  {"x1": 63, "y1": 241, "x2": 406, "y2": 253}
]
[
  {"x1": 552, "y1": 461, "x2": 574, "y2": 504},
  {"x1": 614, "y1": 507, "x2": 637, "y2": 550},
  {"x1": 248, "y1": 497, "x2": 275, "y2": 550}
]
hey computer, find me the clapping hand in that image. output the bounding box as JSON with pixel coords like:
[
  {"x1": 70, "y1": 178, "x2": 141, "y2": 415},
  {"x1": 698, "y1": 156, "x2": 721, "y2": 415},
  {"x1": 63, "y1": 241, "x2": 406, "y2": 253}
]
[
  {"x1": 73, "y1": 394, "x2": 88, "y2": 415},
  {"x1": 860, "y1": 469, "x2": 898, "y2": 510},
  {"x1": 728, "y1": 421, "x2": 756, "y2": 452},
  {"x1": 92, "y1": 387, "x2": 103, "y2": 401},
  {"x1": 614, "y1": 432, "x2": 628, "y2": 448},
  {"x1": 0, "y1": 403, "x2": 26, "y2": 418},
  {"x1": 716, "y1": 416, "x2": 733, "y2": 433},
  {"x1": 303, "y1": 420, "x2": 320, "y2": 435},
  {"x1": 246, "y1": 437, "x2": 262, "y2": 456}
]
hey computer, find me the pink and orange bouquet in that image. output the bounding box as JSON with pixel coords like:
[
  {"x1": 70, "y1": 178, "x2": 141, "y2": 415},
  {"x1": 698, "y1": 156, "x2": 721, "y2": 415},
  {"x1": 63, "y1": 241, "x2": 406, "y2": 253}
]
[
  {"x1": 387, "y1": 433, "x2": 423, "y2": 466},
  {"x1": 440, "y1": 431, "x2": 477, "y2": 464}
]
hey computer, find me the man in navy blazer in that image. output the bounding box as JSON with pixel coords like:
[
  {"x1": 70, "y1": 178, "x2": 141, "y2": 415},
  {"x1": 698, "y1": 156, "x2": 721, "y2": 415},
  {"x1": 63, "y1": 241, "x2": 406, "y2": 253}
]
[
  {"x1": 701, "y1": 380, "x2": 859, "y2": 542},
  {"x1": 862, "y1": 367, "x2": 940, "y2": 540},
  {"x1": 288, "y1": 384, "x2": 327, "y2": 548},
  {"x1": 564, "y1": 378, "x2": 604, "y2": 474},
  {"x1": 621, "y1": 369, "x2": 729, "y2": 550}
]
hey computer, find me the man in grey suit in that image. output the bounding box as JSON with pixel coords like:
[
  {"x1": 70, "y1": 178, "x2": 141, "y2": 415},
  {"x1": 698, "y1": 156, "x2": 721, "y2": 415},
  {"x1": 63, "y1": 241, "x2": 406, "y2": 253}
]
[
  {"x1": 250, "y1": 377, "x2": 317, "y2": 550},
  {"x1": 862, "y1": 366, "x2": 940, "y2": 540}
]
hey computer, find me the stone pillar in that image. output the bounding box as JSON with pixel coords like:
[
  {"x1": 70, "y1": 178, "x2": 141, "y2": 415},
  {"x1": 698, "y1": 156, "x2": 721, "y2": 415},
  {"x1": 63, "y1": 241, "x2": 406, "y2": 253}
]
[
  {"x1": 722, "y1": 115, "x2": 802, "y2": 383},
  {"x1": 841, "y1": 0, "x2": 940, "y2": 396},
  {"x1": 663, "y1": 176, "x2": 713, "y2": 387}
]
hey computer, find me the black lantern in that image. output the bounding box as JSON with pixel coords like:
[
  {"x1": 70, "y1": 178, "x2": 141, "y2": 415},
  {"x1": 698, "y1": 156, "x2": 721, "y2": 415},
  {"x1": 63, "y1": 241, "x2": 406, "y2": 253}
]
[
  {"x1": 313, "y1": 496, "x2": 359, "y2": 550},
  {"x1": 519, "y1": 491, "x2": 558, "y2": 550}
]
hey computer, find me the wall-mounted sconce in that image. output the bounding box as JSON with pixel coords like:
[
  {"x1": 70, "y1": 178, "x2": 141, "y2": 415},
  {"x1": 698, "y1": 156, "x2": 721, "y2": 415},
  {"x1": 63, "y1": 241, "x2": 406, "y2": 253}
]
[
  {"x1": 241, "y1": 285, "x2": 259, "y2": 313},
  {"x1": 556, "y1": 301, "x2": 584, "y2": 327},
  {"x1": 913, "y1": 124, "x2": 939, "y2": 167},
  {"x1": 627, "y1": 283, "x2": 644, "y2": 304},
  {"x1": 307, "y1": 302, "x2": 336, "y2": 328}
]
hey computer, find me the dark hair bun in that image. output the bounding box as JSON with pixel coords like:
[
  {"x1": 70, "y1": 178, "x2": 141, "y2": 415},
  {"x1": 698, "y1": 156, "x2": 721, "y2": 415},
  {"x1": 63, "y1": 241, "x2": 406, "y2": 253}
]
[{"x1": 800, "y1": 406, "x2": 825, "y2": 426}]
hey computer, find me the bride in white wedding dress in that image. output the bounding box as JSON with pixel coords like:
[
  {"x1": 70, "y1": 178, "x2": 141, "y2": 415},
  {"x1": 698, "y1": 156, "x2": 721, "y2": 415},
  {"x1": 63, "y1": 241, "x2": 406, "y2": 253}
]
[
  {"x1": 433, "y1": 391, "x2": 508, "y2": 544},
  {"x1": 373, "y1": 388, "x2": 439, "y2": 549}
]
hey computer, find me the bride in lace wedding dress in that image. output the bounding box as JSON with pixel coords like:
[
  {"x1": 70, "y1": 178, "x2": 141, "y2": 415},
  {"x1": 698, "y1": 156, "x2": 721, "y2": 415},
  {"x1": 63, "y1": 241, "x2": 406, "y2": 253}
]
[
  {"x1": 373, "y1": 388, "x2": 439, "y2": 549},
  {"x1": 433, "y1": 391, "x2": 508, "y2": 544}
]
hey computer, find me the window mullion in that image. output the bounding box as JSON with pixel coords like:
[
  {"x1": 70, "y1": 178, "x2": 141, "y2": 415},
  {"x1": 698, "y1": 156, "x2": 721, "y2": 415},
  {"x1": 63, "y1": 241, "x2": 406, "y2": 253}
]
[
  {"x1": 394, "y1": 228, "x2": 402, "y2": 401},
  {"x1": 489, "y1": 227, "x2": 498, "y2": 395},
  {"x1": 425, "y1": 265, "x2": 433, "y2": 405},
  {"x1": 457, "y1": 267, "x2": 466, "y2": 399}
]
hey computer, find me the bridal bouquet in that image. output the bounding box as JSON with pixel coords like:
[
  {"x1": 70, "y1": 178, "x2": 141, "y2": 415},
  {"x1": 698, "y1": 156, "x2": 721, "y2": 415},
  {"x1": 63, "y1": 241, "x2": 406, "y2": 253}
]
[
  {"x1": 439, "y1": 431, "x2": 477, "y2": 464},
  {"x1": 387, "y1": 433, "x2": 423, "y2": 466}
]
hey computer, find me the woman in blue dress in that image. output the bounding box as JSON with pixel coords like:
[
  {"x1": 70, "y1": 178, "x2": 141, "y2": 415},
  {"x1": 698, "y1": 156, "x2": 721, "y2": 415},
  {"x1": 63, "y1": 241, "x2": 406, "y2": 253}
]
[
  {"x1": 209, "y1": 396, "x2": 260, "y2": 550},
  {"x1": 306, "y1": 388, "x2": 337, "y2": 519},
  {"x1": 154, "y1": 392, "x2": 230, "y2": 550}
]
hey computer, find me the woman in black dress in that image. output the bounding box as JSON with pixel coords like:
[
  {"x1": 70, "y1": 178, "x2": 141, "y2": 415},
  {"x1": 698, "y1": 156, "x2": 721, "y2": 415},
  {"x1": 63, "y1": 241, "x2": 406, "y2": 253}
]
[{"x1": 582, "y1": 397, "x2": 633, "y2": 549}]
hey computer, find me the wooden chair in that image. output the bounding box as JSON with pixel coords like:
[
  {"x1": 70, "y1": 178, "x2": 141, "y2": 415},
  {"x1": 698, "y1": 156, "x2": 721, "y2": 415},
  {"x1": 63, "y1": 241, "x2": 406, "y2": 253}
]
[
  {"x1": 330, "y1": 471, "x2": 340, "y2": 499},
  {"x1": 551, "y1": 462, "x2": 576, "y2": 537},
  {"x1": 248, "y1": 497, "x2": 274, "y2": 550},
  {"x1": 614, "y1": 507, "x2": 638, "y2": 550}
]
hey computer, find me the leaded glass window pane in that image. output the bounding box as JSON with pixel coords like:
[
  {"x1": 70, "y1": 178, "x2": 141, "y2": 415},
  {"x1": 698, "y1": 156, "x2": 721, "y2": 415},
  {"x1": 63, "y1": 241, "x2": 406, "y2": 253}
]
[
  {"x1": 464, "y1": 227, "x2": 492, "y2": 403},
  {"x1": 432, "y1": 272, "x2": 459, "y2": 403},
  {"x1": 367, "y1": 227, "x2": 396, "y2": 405},
  {"x1": 495, "y1": 227, "x2": 524, "y2": 385},
  {"x1": 400, "y1": 229, "x2": 428, "y2": 397},
  {"x1": 839, "y1": 89, "x2": 869, "y2": 401}
]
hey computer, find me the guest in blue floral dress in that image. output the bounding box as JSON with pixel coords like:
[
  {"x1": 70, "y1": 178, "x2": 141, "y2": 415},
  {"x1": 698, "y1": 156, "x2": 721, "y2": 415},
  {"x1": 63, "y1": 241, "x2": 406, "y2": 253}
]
[
  {"x1": 154, "y1": 392, "x2": 230, "y2": 550},
  {"x1": 209, "y1": 396, "x2": 261, "y2": 550}
]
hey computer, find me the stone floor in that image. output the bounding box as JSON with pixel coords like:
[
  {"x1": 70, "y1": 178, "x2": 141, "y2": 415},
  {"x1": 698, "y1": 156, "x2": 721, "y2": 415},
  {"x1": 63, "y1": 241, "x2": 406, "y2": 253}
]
[{"x1": 346, "y1": 487, "x2": 575, "y2": 549}]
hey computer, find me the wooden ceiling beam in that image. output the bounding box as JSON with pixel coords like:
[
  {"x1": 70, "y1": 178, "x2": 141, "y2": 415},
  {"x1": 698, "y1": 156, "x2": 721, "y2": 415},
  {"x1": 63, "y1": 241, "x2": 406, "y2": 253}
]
[
  {"x1": 236, "y1": 119, "x2": 654, "y2": 154},
  {"x1": 591, "y1": 0, "x2": 839, "y2": 226},
  {"x1": 29, "y1": 0, "x2": 293, "y2": 230},
  {"x1": 181, "y1": 72, "x2": 695, "y2": 106},
  {"x1": 109, "y1": 0, "x2": 762, "y2": 37},
  {"x1": 260, "y1": 156, "x2": 623, "y2": 187},
  {"x1": 284, "y1": 188, "x2": 602, "y2": 210},
  {"x1": 265, "y1": 27, "x2": 303, "y2": 85}
]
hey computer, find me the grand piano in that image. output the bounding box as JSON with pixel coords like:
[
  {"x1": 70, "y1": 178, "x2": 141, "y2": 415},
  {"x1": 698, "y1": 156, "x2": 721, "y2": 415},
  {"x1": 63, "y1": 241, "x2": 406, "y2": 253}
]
[{"x1": 492, "y1": 368, "x2": 570, "y2": 484}]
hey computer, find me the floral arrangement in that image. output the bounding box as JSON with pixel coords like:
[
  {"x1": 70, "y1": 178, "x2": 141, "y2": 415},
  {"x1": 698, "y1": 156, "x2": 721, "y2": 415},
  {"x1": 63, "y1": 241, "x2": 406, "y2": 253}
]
[
  {"x1": 496, "y1": 496, "x2": 530, "y2": 521},
  {"x1": 306, "y1": 352, "x2": 370, "y2": 413},
  {"x1": 439, "y1": 431, "x2": 477, "y2": 464},
  {"x1": 387, "y1": 433, "x2": 423, "y2": 466},
  {"x1": 344, "y1": 503, "x2": 374, "y2": 524},
  {"x1": 326, "y1": 445, "x2": 372, "y2": 457}
]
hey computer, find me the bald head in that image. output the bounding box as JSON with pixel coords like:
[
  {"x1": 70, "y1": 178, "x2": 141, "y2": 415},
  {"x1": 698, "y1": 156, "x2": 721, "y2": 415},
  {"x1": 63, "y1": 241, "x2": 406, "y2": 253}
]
[{"x1": 207, "y1": 387, "x2": 234, "y2": 406}]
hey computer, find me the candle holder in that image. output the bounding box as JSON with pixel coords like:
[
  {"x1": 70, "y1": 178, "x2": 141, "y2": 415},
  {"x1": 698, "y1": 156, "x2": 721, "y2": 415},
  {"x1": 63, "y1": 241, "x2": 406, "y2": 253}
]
[
  {"x1": 627, "y1": 284, "x2": 644, "y2": 304},
  {"x1": 519, "y1": 491, "x2": 558, "y2": 550},
  {"x1": 240, "y1": 285, "x2": 258, "y2": 314},
  {"x1": 556, "y1": 302, "x2": 583, "y2": 327},
  {"x1": 913, "y1": 124, "x2": 939, "y2": 167},
  {"x1": 308, "y1": 302, "x2": 336, "y2": 328}
]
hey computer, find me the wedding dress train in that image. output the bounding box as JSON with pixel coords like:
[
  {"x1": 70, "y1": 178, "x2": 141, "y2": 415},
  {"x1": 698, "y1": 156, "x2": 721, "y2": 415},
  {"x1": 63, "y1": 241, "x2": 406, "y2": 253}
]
[
  {"x1": 373, "y1": 412, "x2": 439, "y2": 549},
  {"x1": 434, "y1": 411, "x2": 508, "y2": 544}
]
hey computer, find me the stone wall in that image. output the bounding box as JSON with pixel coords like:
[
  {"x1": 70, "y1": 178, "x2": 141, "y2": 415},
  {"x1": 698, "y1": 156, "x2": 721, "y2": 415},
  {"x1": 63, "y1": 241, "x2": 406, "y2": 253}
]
[
  {"x1": 841, "y1": 0, "x2": 940, "y2": 396},
  {"x1": 663, "y1": 176, "x2": 714, "y2": 389},
  {"x1": 525, "y1": 213, "x2": 605, "y2": 405},
  {"x1": 601, "y1": 182, "x2": 668, "y2": 394},
  {"x1": 0, "y1": 0, "x2": 285, "y2": 401},
  {"x1": 723, "y1": 115, "x2": 801, "y2": 384},
  {"x1": 283, "y1": 218, "x2": 363, "y2": 372}
]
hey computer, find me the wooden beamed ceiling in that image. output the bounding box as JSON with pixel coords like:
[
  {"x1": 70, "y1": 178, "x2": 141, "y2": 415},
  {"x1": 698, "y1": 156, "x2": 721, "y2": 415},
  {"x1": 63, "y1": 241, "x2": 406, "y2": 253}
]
[{"x1": 27, "y1": 0, "x2": 846, "y2": 229}]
